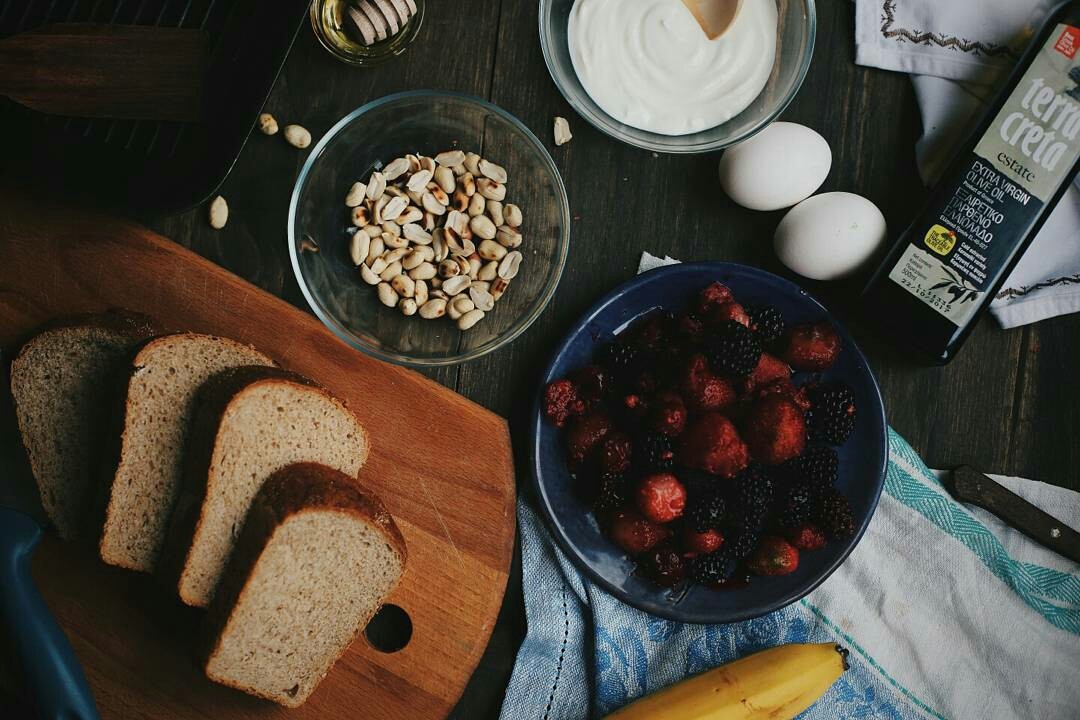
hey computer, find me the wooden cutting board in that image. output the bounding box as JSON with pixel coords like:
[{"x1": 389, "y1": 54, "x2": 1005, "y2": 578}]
[{"x1": 0, "y1": 193, "x2": 516, "y2": 720}]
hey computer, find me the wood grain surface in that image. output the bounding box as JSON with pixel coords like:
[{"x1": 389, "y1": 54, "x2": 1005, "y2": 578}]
[
  {"x1": 0, "y1": 24, "x2": 207, "y2": 120},
  {"x1": 3, "y1": 1, "x2": 1080, "y2": 718},
  {"x1": 0, "y1": 195, "x2": 516, "y2": 720}
]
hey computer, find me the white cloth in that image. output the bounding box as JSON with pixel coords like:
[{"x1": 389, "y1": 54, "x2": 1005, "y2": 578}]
[{"x1": 854, "y1": 0, "x2": 1080, "y2": 329}]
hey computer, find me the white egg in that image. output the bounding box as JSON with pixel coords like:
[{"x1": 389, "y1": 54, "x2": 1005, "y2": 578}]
[
  {"x1": 719, "y1": 122, "x2": 832, "y2": 211},
  {"x1": 774, "y1": 192, "x2": 887, "y2": 281}
]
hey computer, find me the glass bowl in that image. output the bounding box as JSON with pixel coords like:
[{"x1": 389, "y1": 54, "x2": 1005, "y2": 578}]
[
  {"x1": 310, "y1": 0, "x2": 426, "y2": 66},
  {"x1": 538, "y1": 0, "x2": 817, "y2": 153},
  {"x1": 289, "y1": 91, "x2": 571, "y2": 367}
]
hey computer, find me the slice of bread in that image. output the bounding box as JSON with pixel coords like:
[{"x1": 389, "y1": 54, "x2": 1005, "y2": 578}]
[
  {"x1": 99, "y1": 333, "x2": 275, "y2": 572},
  {"x1": 9, "y1": 312, "x2": 155, "y2": 540},
  {"x1": 202, "y1": 462, "x2": 405, "y2": 708},
  {"x1": 163, "y1": 366, "x2": 369, "y2": 608}
]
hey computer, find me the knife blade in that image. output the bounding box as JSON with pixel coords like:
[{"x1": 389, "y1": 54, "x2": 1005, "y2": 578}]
[
  {"x1": 944, "y1": 466, "x2": 1080, "y2": 565},
  {"x1": 0, "y1": 349, "x2": 101, "y2": 720}
]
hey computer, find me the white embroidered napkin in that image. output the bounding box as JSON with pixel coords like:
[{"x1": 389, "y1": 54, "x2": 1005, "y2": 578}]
[{"x1": 854, "y1": 0, "x2": 1080, "y2": 329}]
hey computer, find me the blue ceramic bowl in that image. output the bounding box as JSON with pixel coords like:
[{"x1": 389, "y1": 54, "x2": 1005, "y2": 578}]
[{"x1": 530, "y1": 262, "x2": 888, "y2": 623}]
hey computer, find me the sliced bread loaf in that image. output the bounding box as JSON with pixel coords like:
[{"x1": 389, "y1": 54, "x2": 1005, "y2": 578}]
[
  {"x1": 163, "y1": 366, "x2": 369, "y2": 608},
  {"x1": 99, "y1": 333, "x2": 275, "y2": 572},
  {"x1": 9, "y1": 312, "x2": 155, "y2": 540},
  {"x1": 202, "y1": 463, "x2": 405, "y2": 707}
]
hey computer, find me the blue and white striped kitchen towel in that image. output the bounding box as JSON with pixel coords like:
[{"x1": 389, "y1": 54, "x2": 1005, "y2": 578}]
[{"x1": 500, "y1": 429, "x2": 1080, "y2": 719}]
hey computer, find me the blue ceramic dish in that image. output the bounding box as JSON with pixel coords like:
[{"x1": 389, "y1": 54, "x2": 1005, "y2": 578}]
[{"x1": 530, "y1": 262, "x2": 888, "y2": 624}]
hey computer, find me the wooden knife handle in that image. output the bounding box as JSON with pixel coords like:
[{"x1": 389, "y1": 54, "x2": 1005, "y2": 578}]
[{"x1": 944, "y1": 466, "x2": 1080, "y2": 565}]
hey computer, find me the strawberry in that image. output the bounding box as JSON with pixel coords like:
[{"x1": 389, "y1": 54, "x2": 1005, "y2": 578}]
[
  {"x1": 543, "y1": 379, "x2": 585, "y2": 428},
  {"x1": 697, "y1": 281, "x2": 734, "y2": 315},
  {"x1": 650, "y1": 391, "x2": 688, "y2": 437},
  {"x1": 743, "y1": 395, "x2": 806, "y2": 465},
  {"x1": 747, "y1": 536, "x2": 800, "y2": 576},
  {"x1": 683, "y1": 353, "x2": 737, "y2": 414},
  {"x1": 640, "y1": 541, "x2": 686, "y2": 587},
  {"x1": 706, "y1": 301, "x2": 750, "y2": 328},
  {"x1": 607, "y1": 507, "x2": 671, "y2": 554},
  {"x1": 742, "y1": 353, "x2": 791, "y2": 394},
  {"x1": 635, "y1": 473, "x2": 688, "y2": 523},
  {"x1": 753, "y1": 378, "x2": 812, "y2": 412},
  {"x1": 594, "y1": 431, "x2": 633, "y2": 474},
  {"x1": 679, "y1": 413, "x2": 750, "y2": 478},
  {"x1": 572, "y1": 365, "x2": 611, "y2": 409},
  {"x1": 681, "y1": 525, "x2": 724, "y2": 556},
  {"x1": 786, "y1": 524, "x2": 827, "y2": 551},
  {"x1": 565, "y1": 412, "x2": 612, "y2": 467},
  {"x1": 783, "y1": 322, "x2": 841, "y2": 372}
]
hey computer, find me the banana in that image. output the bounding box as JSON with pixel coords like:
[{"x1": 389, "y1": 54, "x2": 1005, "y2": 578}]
[{"x1": 603, "y1": 642, "x2": 849, "y2": 720}]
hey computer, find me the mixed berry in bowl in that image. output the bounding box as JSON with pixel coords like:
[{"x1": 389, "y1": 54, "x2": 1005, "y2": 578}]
[{"x1": 542, "y1": 281, "x2": 859, "y2": 592}]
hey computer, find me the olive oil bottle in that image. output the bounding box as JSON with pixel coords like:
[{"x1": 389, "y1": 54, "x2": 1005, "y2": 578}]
[{"x1": 862, "y1": 0, "x2": 1080, "y2": 364}]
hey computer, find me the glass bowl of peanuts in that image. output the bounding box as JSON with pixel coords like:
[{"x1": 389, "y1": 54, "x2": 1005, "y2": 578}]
[{"x1": 289, "y1": 91, "x2": 571, "y2": 367}]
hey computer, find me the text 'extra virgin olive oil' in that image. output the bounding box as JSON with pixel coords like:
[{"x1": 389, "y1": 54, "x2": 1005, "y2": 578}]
[{"x1": 863, "y1": 1, "x2": 1080, "y2": 364}]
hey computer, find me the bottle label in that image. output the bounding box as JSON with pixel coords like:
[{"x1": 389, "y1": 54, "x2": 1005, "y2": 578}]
[{"x1": 888, "y1": 24, "x2": 1080, "y2": 326}]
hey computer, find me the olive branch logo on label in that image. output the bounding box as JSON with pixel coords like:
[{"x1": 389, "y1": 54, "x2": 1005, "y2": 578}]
[
  {"x1": 1067, "y1": 66, "x2": 1080, "y2": 101},
  {"x1": 929, "y1": 264, "x2": 981, "y2": 305}
]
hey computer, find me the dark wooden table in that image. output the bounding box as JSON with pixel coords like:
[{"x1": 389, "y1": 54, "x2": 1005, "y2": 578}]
[{"x1": 31, "y1": 1, "x2": 1080, "y2": 717}]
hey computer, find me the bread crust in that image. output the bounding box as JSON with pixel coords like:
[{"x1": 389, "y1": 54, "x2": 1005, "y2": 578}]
[
  {"x1": 10, "y1": 310, "x2": 158, "y2": 540},
  {"x1": 10, "y1": 309, "x2": 158, "y2": 353},
  {"x1": 201, "y1": 462, "x2": 406, "y2": 707},
  {"x1": 159, "y1": 366, "x2": 370, "y2": 606},
  {"x1": 98, "y1": 333, "x2": 275, "y2": 570}
]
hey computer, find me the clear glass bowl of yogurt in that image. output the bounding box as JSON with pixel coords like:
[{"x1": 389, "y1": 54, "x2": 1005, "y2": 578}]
[{"x1": 539, "y1": 0, "x2": 816, "y2": 153}]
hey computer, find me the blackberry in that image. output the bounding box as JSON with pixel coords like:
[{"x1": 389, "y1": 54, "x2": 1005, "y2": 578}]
[
  {"x1": 806, "y1": 384, "x2": 857, "y2": 445},
  {"x1": 777, "y1": 482, "x2": 815, "y2": 529},
  {"x1": 815, "y1": 488, "x2": 856, "y2": 540},
  {"x1": 642, "y1": 541, "x2": 686, "y2": 587},
  {"x1": 735, "y1": 465, "x2": 774, "y2": 525},
  {"x1": 639, "y1": 432, "x2": 675, "y2": 472},
  {"x1": 784, "y1": 446, "x2": 839, "y2": 490},
  {"x1": 691, "y1": 551, "x2": 738, "y2": 584},
  {"x1": 724, "y1": 521, "x2": 761, "y2": 559},
  {"x1": 611, "y1": 392, "x2": 648, "y2": 431},
  {"x1": 629, "y1": 309, "x2": 676, "y2": 350},
  {"x1": 599, "y1": 341, "x2": 642, "y2": 381},
  {"x1": 593, "y1": 472, "x2": 628, "y2": 512},
  {"x1": 704, "y1": 321, "x2": 762, "y2": 377},
  {"x1": 687, "y1": 488, "x2": 726, "y2": 532},
  {"x1": 746, "y1": 304, "x2": 785, "y2": 344},
  {"x1": 572, "y1": 364, "x2": 612, "y2": 407},
  {"x1": 681, "y1": 469, "x2": 718, "y2": 499}
]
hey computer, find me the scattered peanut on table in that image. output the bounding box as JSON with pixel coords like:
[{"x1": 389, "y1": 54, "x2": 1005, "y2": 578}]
[
  {"x1": 208, "y1": 195, "x2": 228, "y2": 229},
  {"x1": 554, "y1": 116, "x2": 572, "y2": 146},
  {"x1": 342, "y1": 149, "x2": 527, "y2": 331},
  {"x1": 258, "y1": 113, "x2": 279, "y2": 136},
  {"x1": 284, "y1": 124, "x2": 312, "y2": 149}
]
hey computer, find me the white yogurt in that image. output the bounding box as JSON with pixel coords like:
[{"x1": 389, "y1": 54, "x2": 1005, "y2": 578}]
[{"x1": 568, "y1": 0, "x2": 778, "y2": 136}]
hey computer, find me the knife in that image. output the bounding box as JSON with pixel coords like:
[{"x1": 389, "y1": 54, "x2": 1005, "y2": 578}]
[
  {"x1": 944, "y1": 466, "x2": 1080, "y2": 565},
  {"x1": 0, "y1": 350, "x2": 100, "y2": 720}
]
